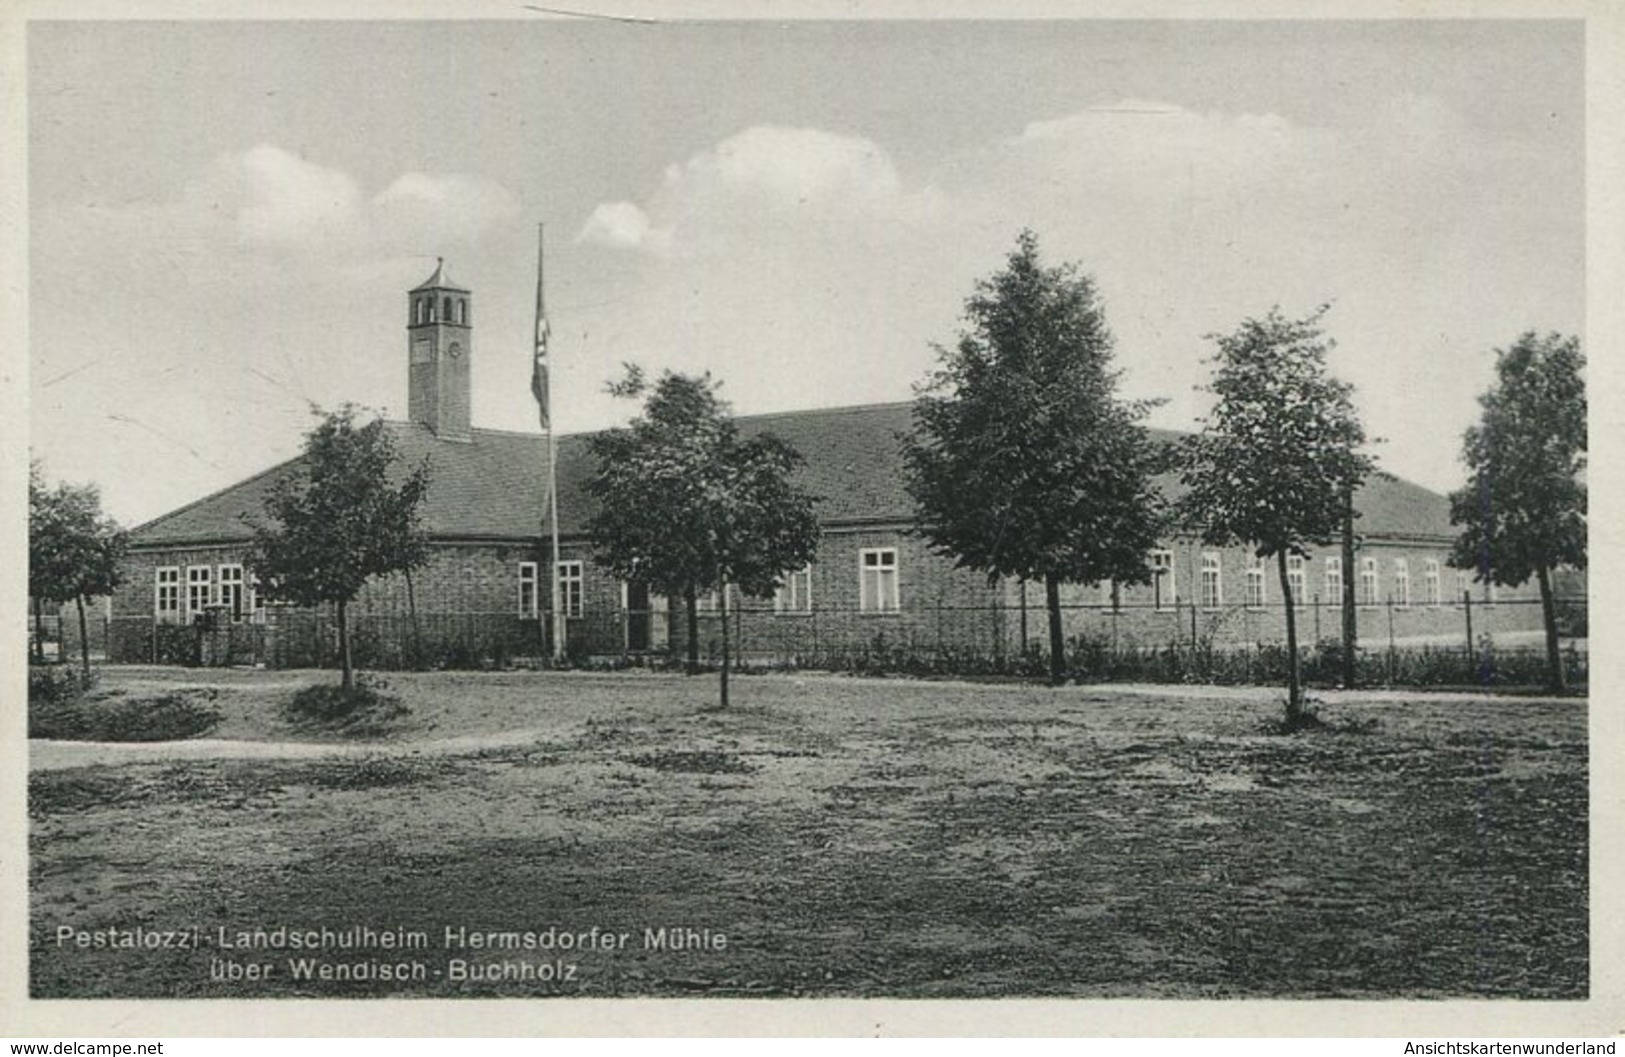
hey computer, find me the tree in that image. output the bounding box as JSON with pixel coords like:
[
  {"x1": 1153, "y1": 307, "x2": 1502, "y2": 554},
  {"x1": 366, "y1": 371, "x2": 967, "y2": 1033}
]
[
  {"x1": 1178, "y1": 306, "x2": 1376, "y2": 722},
  {"x1": 29, "y1": 462, "x2": 128, "y2": 678},
  {"x1": 587, "y1": 368, "x2": 820, "y2": 708},
  {"x1": 246, "y1": 407, "x2": 431, "y2": 690},
  {"x1": 902, "y1": 230, "x2": 1166, "y2": 685},
  {"x1": 1448, "y1": 332, "x2": 1585, "y2": 692}
]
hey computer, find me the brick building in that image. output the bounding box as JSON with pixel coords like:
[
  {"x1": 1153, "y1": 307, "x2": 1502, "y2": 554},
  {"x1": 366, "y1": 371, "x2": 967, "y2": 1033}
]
[{"x1": 108, "y1": 265, "x2": 1546, "y2": 668}]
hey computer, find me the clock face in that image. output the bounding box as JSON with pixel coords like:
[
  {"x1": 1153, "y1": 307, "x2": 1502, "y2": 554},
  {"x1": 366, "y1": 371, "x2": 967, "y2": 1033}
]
[{"x1": 448, "y1": 342, "x2": 462, "y2": 360}]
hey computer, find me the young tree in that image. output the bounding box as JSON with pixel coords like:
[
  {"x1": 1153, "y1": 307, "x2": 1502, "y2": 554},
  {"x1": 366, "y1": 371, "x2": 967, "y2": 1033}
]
[
  {"x1": 29, "y1": 462, "x2": 128, "y2": 678},
  {"x1": 587, "y1": 368, "x2": 820, "y2": 708},
  {"x1": 902, "y1": 230, "x2": 1166, "y2": 685},
  {"x1": 1448, "y1": 332, "x2": 1585, "y2": 692},
  {"x1": 246, "y1": 407, "x2": 431, "y2": 690},
  {"x1": 1179, "y1": 307, "x2": 1376, "y2": 723}
]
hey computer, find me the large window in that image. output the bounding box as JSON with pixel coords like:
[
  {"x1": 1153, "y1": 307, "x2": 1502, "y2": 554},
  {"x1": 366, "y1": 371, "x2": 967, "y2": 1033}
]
[
  {"x1": 775, "y1": 565, "x2": 813, "y2": 615},
  {"x1": 1200, "y1": 553, "x2": 1223, "y2": 609},
  {"x1": 557, "y1": 560, "x2": 584, "y2": 619},
  {"x1": 518, "y1": 562, "x2": 539, "y2": 618},
  {"x1": 1425, "y1": 560, "x2": 1442, "y2": 606},
  {"x1": 1393, "y1": 559, "x2": 1411, "y2": 608},
  {"x1": 1360, "y1": 557, "x2": 1380, "y2": 606},
  {"x1": 186, "y1": 566, "x2": 213, "y2": 618},
  {"x1": 1455, "y1": 569, "x2": 1469, "y2": 607},
  {"x1": 1150, "y1": 549, "x2": 1175, "y2": 610},
  {"x1": 218, "y1": 564, "x2": 245, "y2": 621},
  {"x1": 1286, "y1": 554, "x2": 1306, "y2": 605},
  {"x1": 155, "y1": 567, "x2": 181, "y2": 623},
  {"x1": 1324, "y1": 556, "x2": 1343, "y2": 604},
  {"x1": 1245, "y1": 557, "x2": 1266, "y2": 609},
  {"x1": 860, "y1": 548, "x2": 899, "y2": 613}
]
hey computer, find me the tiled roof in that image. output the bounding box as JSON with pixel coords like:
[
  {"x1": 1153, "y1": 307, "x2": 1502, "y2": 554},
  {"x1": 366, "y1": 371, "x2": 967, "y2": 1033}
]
[
  {"x1": 410, "y1": 259, "x2": 469, "y2": 293},
  {"x1": 128, "y1": 403, "x2": 1454, "y2": 547}
]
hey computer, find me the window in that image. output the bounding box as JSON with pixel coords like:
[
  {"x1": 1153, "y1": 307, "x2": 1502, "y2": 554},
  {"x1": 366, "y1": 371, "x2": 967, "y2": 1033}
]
[
  {"x1": 443, "y1": 296, "x2": 454, "y2": 321},
  {"x1": 1393, "y1": 559, "x2": 1411, "y2": 608},
  {"x1": 414, "y1": 299, "x2": 426, "y2": 325},
  {"x1": 218, "y1": 564, "x2": 245, "y2": 621},
  {"x1": 1286, "y1": 554, "x2": 1306, "y2": 605},
  {"x1": 860, "y1": 548, "x2": 899, "y2": 613},
  {"x1": 1324, "y1": 556, "x2": 1343, "y2": 604},
  {"x1": 427, "y1": 299, "x2": 437, "y2": 323},
  {"x1": 155, "y1": 567, "x2": 180, "y2": 623},
  {"x1": 457, "y1": 299, "x2": 468, "y2": 325},
  {"x1": 1200, "y1": 553, "x2": 1222, "y2": 609},
  {"x1": 556, "y1": 560, "x2": 583, "y2": 619},
  {"x1": 775, "y1": 565, "x2": 813, "y2": 614},
  {"x1": 1455, "y1": 569, "x2": 1469, "y2": 607},
  {"x1": 186, "y1": 566, "x2": 213, "y2": 618},
  {"x1": 518, "y1": 562, "x2": 539, "y2": 618},
  {"x1": 1150, "y1": 549, "x2": 1175, "y2": 610},
  {"x1": 696, "y1": 589, "x2": 721, "y2": 613},
  {"x1": 1360, "y1": 557, "x2": 1380, "y2": 605},
  {"x1": 1425, "y1": 560, "x2": 1442, "y2": 606},
  {"x1": 1245, "y1": 557, "x2": 1266, "y2": 609}
]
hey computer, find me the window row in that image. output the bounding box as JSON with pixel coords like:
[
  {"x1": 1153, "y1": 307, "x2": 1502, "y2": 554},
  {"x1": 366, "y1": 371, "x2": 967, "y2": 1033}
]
[
  {"x1": 154, "y1": 564, "x2": 264, "y2": 624},
  {"x1": 412, "y1": 296, "x2": 469, "y2": 326},
  {"x1": 1148, "y1": 552, "x2": 1487, "y2": 611},
  {"x1": 514, "y1": 550, "x2": 901, "y2": 618}
]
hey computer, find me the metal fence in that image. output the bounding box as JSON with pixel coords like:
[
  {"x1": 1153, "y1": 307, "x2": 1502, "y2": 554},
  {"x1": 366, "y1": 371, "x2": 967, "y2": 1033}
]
[{"x1": 102, "y1": 591, "x2": 1585, "y2": 689}]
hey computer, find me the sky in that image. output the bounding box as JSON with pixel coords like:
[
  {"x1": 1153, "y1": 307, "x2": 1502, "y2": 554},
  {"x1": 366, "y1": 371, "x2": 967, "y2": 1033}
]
[{"x1": 26, "y1": 17, "x2": 1585, "y2": 527}]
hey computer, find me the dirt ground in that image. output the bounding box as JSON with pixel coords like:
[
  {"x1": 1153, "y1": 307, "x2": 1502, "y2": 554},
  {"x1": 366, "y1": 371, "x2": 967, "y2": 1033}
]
[{"x1": 28, "y1": 666, "x2": 1587, "y2": 999}]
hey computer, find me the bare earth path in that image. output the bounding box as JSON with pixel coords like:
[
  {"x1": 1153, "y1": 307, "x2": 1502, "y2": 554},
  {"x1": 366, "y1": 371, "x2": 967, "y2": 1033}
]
[{"x1": 27, "y1": 666, "x2": 1587, "y2": 1000}]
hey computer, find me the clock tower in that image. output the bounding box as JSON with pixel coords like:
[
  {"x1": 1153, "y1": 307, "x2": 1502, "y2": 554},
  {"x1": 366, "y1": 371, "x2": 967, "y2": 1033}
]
[{"x1": 407, "y1": 259, "x2": 472, "y2": 441}]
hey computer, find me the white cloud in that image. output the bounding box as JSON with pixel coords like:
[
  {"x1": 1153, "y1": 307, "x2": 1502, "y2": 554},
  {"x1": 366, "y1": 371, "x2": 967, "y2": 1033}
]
[
  {"x1": 578, "y1": 201, "x2": 656, "y2": 250},
  {"x1": 224, "y1": 144, "x2": 363, "y2": 246},
  {"x1": 372, "y1": 172, "x2": 518, "y2": 246},
  {"x1": 577, "y1": 125, "x2": 935, "y2": 255}
]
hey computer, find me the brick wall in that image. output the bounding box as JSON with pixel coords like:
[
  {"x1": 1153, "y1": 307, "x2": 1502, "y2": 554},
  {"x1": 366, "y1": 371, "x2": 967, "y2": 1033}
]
[{"x1": 110, "y1": 528, "x2": 1560, "y2": 668}]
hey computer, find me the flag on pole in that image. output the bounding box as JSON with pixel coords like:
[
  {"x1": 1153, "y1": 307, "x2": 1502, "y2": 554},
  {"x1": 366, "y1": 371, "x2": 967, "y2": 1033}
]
[{"x1": 531, "y1": 228, "x2": 552, "y2": 430}]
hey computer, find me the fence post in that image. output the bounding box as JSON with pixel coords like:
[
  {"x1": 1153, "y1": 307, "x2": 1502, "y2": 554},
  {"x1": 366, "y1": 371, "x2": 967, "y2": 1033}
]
[
  {"x1": 1463, "y1": 589, "x2": 1474, "y2": 657},
  {"x1": 1386, "y1": 598, "x2": 1396, "y2": 686}
]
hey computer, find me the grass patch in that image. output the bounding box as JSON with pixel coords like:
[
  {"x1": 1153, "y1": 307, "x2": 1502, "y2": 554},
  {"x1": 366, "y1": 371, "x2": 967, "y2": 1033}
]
[
  {"x1": 623, "y1": 749, "x2": 756, "y2": 775},
  {"x1": 30, "y1": 688, "x2": 222, "y2": 742},
  {"x1": 284, "y1": 676, "x2": 410, "y2": 738}
]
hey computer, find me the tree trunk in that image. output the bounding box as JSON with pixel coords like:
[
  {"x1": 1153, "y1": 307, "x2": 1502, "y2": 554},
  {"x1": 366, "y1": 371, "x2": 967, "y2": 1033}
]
[
  {"x1": 685, "y1": 589, "x2": 700, "y2": 676},
  {"x1": 337, "y1": 599, "x2": 354, "y2": 690},
  {"x1": 76, "y1": 594, "x2": 91, "y2": 681},
  {"x1": 1341, "y1": 498, "x2": 1358, "y2": 688},
  {"x1": 32, "y1": 595, "x2": 45, "y2": 663},
  {"x1": 1278, "y1": 549, "x2": 1302, "y2": 721},
  {"x1": 1045, "y1": 573, "x2": 1065, "y2": 687},
  {"x1": 718, "y1": 582, "x2": 731, "y2": 710},
  {"x1": 1536, "y1": 563, "x2": 1566, "y2": 692}
]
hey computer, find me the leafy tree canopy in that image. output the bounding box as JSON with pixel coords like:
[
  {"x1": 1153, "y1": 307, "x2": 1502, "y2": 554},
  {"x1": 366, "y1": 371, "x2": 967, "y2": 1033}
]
[
  {"x1": 246, "y1": 406, "x2": 431, "y2": 609},
  {"x1": 586, "y1": 369, "x2": 820, "y2": 601},
  {"x1": 30, "y1": 461, "x2": 127, "y2": 606},
  {"x1": 1178, "y1": 306, "x2": 1376, "y2": 558},
  {"x1": 903, "y1": 229, "x2": 1167, "y2": 589},
  {"x1": 1448, "y1": 331, "x2": 1586, "y2": 586}
]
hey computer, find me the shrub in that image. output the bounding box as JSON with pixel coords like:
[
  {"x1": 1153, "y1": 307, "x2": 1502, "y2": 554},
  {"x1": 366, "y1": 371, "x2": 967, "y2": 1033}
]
[
  {"x1": 28, "y1": 665, "x2": 96, "y2": 707},
  {"x1": 30, "y1": 688, "x2": 221, "y2": 742},
  {"x1": 284, "y1": 674, "x2": 409, "y2": 737}
]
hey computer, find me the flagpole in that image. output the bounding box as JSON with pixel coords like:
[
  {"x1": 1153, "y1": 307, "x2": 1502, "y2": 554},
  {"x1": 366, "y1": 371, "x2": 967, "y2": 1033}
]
[{"x1": 536, "y1": 222, "x2": 566, "y2": 664}]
